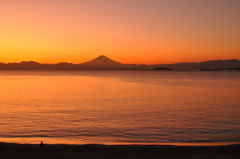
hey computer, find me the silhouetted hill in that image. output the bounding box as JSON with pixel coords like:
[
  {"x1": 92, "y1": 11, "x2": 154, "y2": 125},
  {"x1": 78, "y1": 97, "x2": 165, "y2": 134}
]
[
  {"x1": 0, "y1": 56, "x2": 239, "y2": 71},
  {"x1": 153, "y1": 59, "x2": 240, "y2": 71},
  {"x1": 0, "y1": 61, "x2": 76, "y2": 70},
  {"x1": 153, "y1": 67, "x2": 173, "y2": 71}
]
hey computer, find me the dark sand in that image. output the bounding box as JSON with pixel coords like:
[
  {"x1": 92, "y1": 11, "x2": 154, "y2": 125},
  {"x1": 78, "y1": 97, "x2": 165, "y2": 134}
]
[{"x1": 0, "y1": 142, "x2": 239, "y2": 159}]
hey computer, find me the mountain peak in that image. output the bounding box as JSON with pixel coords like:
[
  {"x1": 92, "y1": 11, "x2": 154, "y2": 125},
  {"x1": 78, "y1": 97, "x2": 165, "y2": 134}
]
[
  {"x1": 99, "y1": 55, "x2": 107, "y2": 57},
  {"x1": 82, "y1": 55, "x2": 122, "y2": 67},
  {"x1": 95, "y1": 55, "x2": 111, "y2": 60}
]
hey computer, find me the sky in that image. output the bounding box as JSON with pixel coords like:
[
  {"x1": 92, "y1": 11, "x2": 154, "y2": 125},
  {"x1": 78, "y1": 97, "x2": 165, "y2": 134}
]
[{"x1": 0, "y1": 0, "x2": 240, "y2": 64}]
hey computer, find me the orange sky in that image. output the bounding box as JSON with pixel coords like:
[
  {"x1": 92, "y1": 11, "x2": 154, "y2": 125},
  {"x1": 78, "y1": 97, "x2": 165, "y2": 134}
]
[{"x1": 0, "y1": 0, "x2": 239, "y2": 64}]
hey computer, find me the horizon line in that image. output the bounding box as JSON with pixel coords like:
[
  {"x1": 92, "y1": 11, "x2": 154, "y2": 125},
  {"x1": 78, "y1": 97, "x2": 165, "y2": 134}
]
[{"x1": 1, "y1": 56, "x2": 239, "y2": 65}]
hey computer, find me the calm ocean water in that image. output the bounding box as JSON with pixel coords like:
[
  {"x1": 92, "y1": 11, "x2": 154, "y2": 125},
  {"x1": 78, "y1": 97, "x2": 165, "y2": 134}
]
[{"x1": 0, "y1": 71, "x2": 239, "y2": 145}]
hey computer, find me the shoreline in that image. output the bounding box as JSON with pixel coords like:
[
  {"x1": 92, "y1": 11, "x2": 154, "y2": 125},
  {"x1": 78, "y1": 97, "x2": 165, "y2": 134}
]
[
  {"x1": 1, "y1": 142, "x2": 240, "y2": 159},
  {"x1": 1, "y1": 140, "x2": 240, "y2": 146}
]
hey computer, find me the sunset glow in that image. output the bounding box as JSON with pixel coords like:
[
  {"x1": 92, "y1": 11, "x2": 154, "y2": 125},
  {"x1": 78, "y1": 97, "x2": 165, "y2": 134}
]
[{"x1": 0, "y1": 0, "x2": 239, "y2": 64}]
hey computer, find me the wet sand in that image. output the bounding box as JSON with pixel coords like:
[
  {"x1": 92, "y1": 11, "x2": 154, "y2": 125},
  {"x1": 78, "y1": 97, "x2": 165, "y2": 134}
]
[{"x1": 0, "y1": 142, "x2": 239, "y2": 159}]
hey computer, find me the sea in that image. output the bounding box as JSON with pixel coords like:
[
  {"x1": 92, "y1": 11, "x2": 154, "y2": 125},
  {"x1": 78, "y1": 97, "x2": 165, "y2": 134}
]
[{"x1": 0, "y1": 71, "x2": 239, "y2": 145}]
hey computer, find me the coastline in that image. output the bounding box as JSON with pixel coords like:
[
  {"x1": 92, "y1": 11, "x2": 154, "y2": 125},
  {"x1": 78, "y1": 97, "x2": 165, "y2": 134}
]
[{"x1": 1, "y1": 142, "x2": 240, "y2": 159}]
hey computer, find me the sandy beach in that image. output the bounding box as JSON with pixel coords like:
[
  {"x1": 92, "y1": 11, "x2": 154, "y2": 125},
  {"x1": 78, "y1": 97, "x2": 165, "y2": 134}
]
[{"x1": 0, "y1": 142, "x2": 239, "y2": 159}]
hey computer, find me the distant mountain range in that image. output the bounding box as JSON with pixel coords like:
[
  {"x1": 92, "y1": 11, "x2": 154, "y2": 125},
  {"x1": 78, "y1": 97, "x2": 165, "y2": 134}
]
[{"x1": 0, "y1": 55, "x2": 239, "y2": 71}]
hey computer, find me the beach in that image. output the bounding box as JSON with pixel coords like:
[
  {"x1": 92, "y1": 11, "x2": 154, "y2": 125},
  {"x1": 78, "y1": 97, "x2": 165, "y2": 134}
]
[{"x1": 1, "y1": 143, "x2": 240, "y2": 159}]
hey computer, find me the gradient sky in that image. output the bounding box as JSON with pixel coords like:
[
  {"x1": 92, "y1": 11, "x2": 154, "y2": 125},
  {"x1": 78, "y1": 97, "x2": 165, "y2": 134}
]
[{"x1": 0, "y1": 0, "x2": 240, "y2": 64}]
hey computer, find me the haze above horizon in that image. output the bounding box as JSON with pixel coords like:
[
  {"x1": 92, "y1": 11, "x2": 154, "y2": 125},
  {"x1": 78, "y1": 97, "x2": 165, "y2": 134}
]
[{"x1": 1, "y1": 0, "x2": 240, "y2": 64}]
